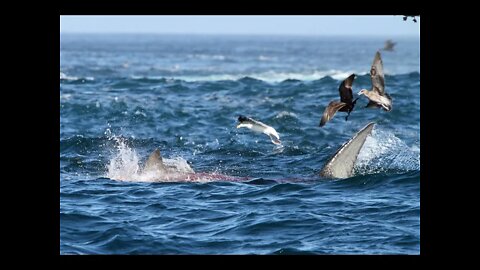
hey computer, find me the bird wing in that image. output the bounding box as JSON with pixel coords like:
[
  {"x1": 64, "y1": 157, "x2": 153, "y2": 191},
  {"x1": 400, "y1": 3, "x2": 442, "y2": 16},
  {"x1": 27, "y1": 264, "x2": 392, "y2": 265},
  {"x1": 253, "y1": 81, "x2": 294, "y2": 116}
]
[
  {"x1": 384, "y1": 92, "x2": 392, "y2": 102},
  {"x1": 339, "y1": 74, "x2": 355, "y2": 104},
  {"x1": 248, "y1": 117, "x2": 269, "y2": 129},
  {"x1": 370, "y1": 51, "x2": 385, "y2": 95},
  {"x1": 319, "y1": 101, "x2": 347, "y2": 127},
  {"x1": 268, "y1": 134, "x2": 282, "y2": 145},
  {"x1": 262, "y1": 126, "x2": 281, "y2": 145},
  {"x1": 365, "y1": 100, "x2": 381, "y2": 109}
]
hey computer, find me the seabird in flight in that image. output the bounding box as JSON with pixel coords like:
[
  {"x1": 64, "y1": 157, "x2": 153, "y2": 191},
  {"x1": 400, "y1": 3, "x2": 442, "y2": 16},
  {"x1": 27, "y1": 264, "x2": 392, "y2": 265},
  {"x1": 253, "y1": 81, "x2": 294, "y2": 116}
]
[
  {"x1": 358, "y1": 51, "x2": 392, "y2": 111},
  {"x1": 236, "y1": 115, "x2": 281, "y2": 145},
  {"x1": 319, "y1": 74, "x2": 359, "y2": 127},
  {"x1": 382, "y1": 39, "x2": 396, "y2": 51}
]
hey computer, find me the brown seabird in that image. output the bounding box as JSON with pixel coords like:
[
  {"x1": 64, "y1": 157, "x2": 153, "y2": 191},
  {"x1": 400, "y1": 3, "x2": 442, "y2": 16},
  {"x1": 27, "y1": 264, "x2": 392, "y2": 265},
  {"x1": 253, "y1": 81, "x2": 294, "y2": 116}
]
[
  {"x1": 382, "y1": 40, "x2": 396, "y2": 52},
  {"x1": 319, "y1": 74, "x2": 359, "y2": 127},
  {"x1": 358, "y1": 51, "x2": 393, "y2": 112}
]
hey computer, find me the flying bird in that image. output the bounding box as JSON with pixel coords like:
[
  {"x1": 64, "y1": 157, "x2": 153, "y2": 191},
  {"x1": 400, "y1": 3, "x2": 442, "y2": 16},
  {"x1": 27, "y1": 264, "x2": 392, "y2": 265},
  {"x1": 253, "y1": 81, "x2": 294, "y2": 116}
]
[
  {"x1": 319, "y1": 74, "x2": 359, "y2": 127},
  {"x1": 358, "y1": 51, "x2": 392, "y2": 111},
  {"x1": 382, "y1": 40, "x2": 396, "y2": 51},
  {"x1": 236, "y1": 115, "x2": 281, "y2": 145}
]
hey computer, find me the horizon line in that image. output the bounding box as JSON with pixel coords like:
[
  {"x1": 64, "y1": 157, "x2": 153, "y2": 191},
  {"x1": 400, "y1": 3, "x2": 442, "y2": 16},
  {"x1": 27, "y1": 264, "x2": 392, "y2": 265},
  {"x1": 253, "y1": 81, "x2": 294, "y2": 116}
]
[{"x1": 60, "y1": 32, "x2": 420, "y2": 37}]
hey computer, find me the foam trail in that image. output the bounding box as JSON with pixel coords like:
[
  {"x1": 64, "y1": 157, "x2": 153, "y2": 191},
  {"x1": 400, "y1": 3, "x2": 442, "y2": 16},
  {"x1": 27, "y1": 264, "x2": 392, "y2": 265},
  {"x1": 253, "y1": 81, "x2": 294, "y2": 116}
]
[{"x1": 354, "y1": 127, "x2": 420, "y2": 175}]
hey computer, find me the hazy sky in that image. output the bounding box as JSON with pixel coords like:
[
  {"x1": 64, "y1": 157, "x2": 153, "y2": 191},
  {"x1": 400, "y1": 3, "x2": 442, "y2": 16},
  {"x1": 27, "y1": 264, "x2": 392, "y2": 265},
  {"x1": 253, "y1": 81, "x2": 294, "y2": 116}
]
[{"x1": 60, "y1": 15, "x2": 420, "y2": 36}]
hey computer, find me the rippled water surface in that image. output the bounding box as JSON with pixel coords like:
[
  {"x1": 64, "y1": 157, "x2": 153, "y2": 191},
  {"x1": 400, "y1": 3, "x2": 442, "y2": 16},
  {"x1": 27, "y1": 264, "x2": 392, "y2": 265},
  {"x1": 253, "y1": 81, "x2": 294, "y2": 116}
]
[{"x1": 60, "y1": 34, "x2": 420, "y2": 254}]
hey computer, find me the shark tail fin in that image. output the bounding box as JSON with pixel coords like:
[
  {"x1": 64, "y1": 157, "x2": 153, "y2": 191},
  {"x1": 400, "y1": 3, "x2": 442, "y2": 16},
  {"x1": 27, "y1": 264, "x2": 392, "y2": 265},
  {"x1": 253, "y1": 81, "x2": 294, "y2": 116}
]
[
  {"x1": 320, "y1": 122, "x2": 375, "y2": 179},
  {"x1": 144, "y1": 148, "x2": 166, "y2": 172}
]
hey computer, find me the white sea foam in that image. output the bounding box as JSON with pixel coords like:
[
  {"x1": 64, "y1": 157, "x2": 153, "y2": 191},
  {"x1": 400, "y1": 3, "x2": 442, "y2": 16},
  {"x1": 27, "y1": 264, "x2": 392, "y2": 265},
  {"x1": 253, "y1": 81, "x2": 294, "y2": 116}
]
[
  {"x1": 173, "y1": 70, "x2": 358, "y2": 83},
  {"x1": 187, "y1": 54, "x2": 226, "y2": 61},
  {"x1": 258, "y1": 55, "x2": 277, "y2": 61},
  {"x1": 60, "y1": 72, "x2": 78, "y2": 80},
  {"x1": 125, "y1": 69, "x2": 415, "y2": 83},
  {"x1": 274, "y1": 111, "x2": 298, "y2": 119},
  {"x1": 354, "y1": 127, "x2": 420, "y2": 175},
  {"x1": 60, "y1": 94, "x2": 73, "y2": 101},
  {"x1": 60, "y1": 72, "x2": 94, "y2": 81},
  {"x1": 134, "y1": 110, "x2": 147, "y2": 117}
]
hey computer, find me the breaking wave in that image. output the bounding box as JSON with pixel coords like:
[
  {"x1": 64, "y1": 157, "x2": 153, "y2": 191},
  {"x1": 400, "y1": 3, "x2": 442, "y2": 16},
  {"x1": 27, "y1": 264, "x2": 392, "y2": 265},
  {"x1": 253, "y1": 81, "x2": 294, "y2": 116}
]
[{"x1": 60, "y1": 72, "x2": 94, "y2": 81}]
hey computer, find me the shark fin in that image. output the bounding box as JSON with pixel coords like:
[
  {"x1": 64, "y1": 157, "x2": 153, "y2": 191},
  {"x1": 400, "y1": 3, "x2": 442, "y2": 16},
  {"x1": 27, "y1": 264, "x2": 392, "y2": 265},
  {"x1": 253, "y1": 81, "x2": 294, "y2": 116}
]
[
  {"x1": 320, "y1": 122, "x2": 375, "y2": 179},
  {"x1": 144, "y1": 148, "x2": 166, "y2": 172}
]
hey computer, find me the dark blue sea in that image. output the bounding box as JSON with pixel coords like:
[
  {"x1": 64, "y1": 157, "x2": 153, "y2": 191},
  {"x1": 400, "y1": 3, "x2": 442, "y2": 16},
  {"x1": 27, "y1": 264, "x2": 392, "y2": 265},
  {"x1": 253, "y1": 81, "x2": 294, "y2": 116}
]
[{"x1": 60, "y1": 34, "x2": 420, "y2": 254}]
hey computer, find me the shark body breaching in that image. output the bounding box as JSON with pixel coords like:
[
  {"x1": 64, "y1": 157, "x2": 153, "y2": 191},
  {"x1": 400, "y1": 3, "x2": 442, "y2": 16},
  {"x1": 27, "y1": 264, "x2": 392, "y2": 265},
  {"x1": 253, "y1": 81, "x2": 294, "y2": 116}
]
[{"x1": 139, "y1": 148, "x2": 247, "y2": 182}]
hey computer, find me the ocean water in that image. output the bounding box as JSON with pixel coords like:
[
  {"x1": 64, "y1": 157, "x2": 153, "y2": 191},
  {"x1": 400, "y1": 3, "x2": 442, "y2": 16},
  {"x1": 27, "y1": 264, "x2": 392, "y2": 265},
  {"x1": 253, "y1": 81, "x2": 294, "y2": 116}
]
[{"x1": 60, "y1": 34, "x2": 420, "y2": 254}]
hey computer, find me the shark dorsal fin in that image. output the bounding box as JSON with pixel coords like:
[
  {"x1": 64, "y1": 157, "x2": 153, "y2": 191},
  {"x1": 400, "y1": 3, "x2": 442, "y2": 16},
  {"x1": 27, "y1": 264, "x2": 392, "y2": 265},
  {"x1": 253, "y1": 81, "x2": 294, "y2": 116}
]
[
  {"x1": 144, "y1": 148, "x2": 166, "y2": 172},
  {"x1": 320, "y1": 122, "x2": 375, "y2": 179}
]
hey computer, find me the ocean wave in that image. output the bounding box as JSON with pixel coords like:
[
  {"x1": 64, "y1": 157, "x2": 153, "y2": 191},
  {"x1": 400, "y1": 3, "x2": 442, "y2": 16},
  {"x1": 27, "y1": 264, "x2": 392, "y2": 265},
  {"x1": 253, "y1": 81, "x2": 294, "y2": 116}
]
[
  {"x1": 129, "y1": 76, "x2": 179, "y2": 83},
  {"x1": 172, "y1": 70, "x2": 357, "y2": 83},
  {"x1": 59, "y1": 71, "x2": 419, "y2": 86},
  {"x1": 186, "y1": 54, "x2": 229, "y2": 61},
  {"x1": 60, "y1": 72, "x2": 94, "y2": 81},
  {"x1": 125, "y1": 70, "x2": 419, "y2": 84},
  {"x1": 258, "y1": 55, "x2": 277, "y2": 62}
]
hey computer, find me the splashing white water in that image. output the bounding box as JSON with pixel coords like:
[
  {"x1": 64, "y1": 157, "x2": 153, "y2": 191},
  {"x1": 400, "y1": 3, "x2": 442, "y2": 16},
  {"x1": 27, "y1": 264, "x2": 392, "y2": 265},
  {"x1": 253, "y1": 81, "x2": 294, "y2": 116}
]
[
  {"x1": 354, "y1": 127, "x2": 420, "y2": 175},
  {"x1": 105, "y1": 132, "x2": 195, "y2": 182},
  {"x1": 105, "y1": 135, "x2": 141, "y2": 181},
  {"x1": 60, "y1": 71, "x2": 94, "y2": 81}
]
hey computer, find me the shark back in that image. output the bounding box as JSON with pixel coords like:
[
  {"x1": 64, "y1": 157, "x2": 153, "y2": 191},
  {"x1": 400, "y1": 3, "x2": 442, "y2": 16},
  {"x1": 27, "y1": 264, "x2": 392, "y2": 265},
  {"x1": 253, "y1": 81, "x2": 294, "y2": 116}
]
[{"x1": 320, "y1": 122, "x2": 375, "y2": 179}]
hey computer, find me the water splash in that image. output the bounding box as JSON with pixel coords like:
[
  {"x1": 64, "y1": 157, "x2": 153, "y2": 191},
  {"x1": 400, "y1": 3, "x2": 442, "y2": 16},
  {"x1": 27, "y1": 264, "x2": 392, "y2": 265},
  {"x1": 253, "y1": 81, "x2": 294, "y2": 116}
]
[
  {"x1": 104, "y1": 130, "x2": 211, "y2": 182},
  {"x1": 105, "y1": 133, "x2": 141, "y2": 181},
  {"x1": 354, "y1": 127, "x2": 420, "y2": 175}
]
